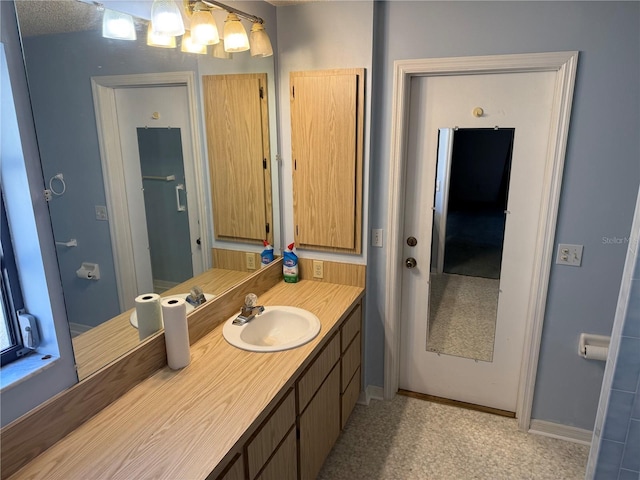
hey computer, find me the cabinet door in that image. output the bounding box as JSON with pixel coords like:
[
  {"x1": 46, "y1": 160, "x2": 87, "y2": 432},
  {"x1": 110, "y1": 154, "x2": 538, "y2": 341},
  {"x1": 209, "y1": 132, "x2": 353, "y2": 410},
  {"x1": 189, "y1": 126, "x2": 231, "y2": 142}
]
[
  {"x1": 203, "y1": 73, "x2": 273, "y2": 245},
  {"x1": 298, "y1": 365, "x2": 341, "y2": 480},
  {"x1": 290, "y1": 69, "x2": 365, "y2": 253}
]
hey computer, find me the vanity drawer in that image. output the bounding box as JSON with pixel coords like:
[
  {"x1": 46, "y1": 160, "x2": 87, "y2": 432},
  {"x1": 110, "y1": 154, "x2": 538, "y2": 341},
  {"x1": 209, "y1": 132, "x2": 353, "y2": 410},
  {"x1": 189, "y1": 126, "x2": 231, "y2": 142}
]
[
  {"x1": 246, "y1": 389, "x2": 295, "y2": 480},
  {"x1": 342, "y1": 366, "x2": 361, "y2": 429},
  {"x1": 341, "y1": 303, "x2": 361, "y2": 352},
  {"x1": 341, "y1": 332, "x2": 360, "y2": 394},
  {"x1": 213, "y1": 453, "x2": 244, "y2": 480},
  {"x1": 256, "y1": 427, "x2": 297, "y2": 480},
  {"x1": 297, "y1": 332, "x2": 340, "y2": 413}
]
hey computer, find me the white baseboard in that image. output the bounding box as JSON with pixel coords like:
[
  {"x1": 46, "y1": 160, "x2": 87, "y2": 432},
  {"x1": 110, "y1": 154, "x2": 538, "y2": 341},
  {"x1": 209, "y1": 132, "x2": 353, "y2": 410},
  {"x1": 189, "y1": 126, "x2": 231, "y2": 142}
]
[
  {"x1": 358, "y1": 385, "x2": 384, "y2": 405},
  {"x1": 529, "y1": 419, "x2": 593, "y2": 445},
  {"x1": 69, "y1": 322, "x2": 92, "y2": 337}
]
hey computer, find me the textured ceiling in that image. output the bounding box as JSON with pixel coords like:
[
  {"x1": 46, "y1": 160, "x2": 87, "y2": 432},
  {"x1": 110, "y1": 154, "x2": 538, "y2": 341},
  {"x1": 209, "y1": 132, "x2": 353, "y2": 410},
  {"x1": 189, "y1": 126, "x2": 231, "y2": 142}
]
[{"x1": 15, "y1": 1, "x2": 102, "y2": 37}]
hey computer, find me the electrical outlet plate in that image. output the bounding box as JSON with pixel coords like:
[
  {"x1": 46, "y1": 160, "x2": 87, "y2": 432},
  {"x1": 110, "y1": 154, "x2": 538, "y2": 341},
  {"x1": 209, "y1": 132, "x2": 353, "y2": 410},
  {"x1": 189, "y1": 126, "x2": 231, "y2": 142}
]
[
  {"x1": 313, "y1": 260, "x2": 324, "y2": 279},
  {"x1": 556, "y1": 243, "x2": 583, "y2": 267},
  {"x1": 371, "y1": 228, "x2": 383, "y2": 247},
  {"x1": 246, "y1": 252, "x2": 256, "y2": 270}
]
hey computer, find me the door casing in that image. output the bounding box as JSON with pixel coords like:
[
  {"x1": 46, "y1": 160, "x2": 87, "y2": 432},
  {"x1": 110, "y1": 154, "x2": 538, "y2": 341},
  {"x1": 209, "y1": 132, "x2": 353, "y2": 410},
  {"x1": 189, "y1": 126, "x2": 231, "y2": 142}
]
[
  {"x1": 383, "y1": 52, "x2": 579, "y2": 431},
  {"x1": 91, "y1": 72, "x2": 209, "y2": 312}
]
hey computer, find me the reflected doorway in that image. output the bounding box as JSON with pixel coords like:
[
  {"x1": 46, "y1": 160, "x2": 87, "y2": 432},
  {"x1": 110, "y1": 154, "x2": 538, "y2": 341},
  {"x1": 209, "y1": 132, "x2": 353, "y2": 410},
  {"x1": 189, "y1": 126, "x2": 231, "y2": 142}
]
[{"x1": 427, "y1": 128, "x2": 514, "y2": 362}]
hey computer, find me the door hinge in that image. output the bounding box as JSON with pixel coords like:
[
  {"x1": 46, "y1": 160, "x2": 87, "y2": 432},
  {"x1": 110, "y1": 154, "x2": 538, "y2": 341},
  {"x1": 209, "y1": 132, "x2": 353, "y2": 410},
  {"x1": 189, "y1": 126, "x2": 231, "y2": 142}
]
[
  {"x1": 292, "y1": 86, "x2": 295, "y2": 98},
  {"x1": 296, "y1": 225, "x2": 299, "y2": 236},
  {"x1": 294, "y1": 159, "x2": 297, "y2": 170},
  {"x1": 266, "y1": 223, "x2": 270, "y2": 234},
  {"x1": 259, "y1": 86, "x2": 264, "y2": 99},
  {"x1": 263, "y1": 158, "x2": 267, "y2": 169},
  {"x1": 44, "y1": 190, "x2": 53, "y2": 202}
]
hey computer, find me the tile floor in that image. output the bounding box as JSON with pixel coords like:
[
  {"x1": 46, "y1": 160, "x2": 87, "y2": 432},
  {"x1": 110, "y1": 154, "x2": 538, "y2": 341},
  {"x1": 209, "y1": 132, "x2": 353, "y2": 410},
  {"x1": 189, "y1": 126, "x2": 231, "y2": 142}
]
[{"x1": 319, "y1": 395, "x2": 590, "y2": 480}]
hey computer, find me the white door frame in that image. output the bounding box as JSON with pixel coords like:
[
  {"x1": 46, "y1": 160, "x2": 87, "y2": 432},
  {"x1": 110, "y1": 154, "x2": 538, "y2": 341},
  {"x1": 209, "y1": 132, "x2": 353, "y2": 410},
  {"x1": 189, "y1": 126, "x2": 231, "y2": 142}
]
[
  {"x1": 384, "y1": 52, "x2": 578, "y2": 430},
  {"x1": 91, "y1": 71, "x2": 210, "y2": 312}
]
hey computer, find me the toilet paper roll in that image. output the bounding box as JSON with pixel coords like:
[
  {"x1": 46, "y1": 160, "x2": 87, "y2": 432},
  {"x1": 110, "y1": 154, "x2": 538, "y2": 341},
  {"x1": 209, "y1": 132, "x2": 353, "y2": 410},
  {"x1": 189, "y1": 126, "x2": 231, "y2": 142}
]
[
  {"x1": 584, "y1": 345, "x2": 608, "y2": 361},
  {"x1": 135, "y1": 293, "x2": 163, "y2": 341},
  {"x1": 161, "y1": 297, "x2": 191, "y2": 370}
]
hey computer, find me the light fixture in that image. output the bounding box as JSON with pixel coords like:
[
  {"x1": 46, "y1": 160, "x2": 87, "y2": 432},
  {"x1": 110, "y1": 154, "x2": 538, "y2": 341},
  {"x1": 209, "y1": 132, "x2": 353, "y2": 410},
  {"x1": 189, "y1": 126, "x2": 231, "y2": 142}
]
[
  {"x1": 212, "y1": 40, "x2": 232, "y2": 59},
  {"x1": 102, "y1": 8, "x2": 136, "y2": 41},
  {"x1": 249, "y1": 23, "x2": 273, "y2": 57},
  {"x1": 190, "y1": 2, "x2": 220, "y2": 45},
  {"x1": 223, "y1": 12, "x2": 249, "y2": 52},
  {"x1": 147, "y1": 23, "x2": 177, "y2": 48},
  {"x1": 181, "y1": 32, "x2": 208, "y2": 54},
  {"x1": 151, "y1": 0, "x2": 185, "y2": 37}
]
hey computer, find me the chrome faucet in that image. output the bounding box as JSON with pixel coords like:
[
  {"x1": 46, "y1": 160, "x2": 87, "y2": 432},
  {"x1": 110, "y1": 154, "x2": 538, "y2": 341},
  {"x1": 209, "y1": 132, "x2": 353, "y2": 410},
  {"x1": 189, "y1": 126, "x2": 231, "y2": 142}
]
[{"x1": 232, "y1": 293, "x2": 264, "y2": 325}]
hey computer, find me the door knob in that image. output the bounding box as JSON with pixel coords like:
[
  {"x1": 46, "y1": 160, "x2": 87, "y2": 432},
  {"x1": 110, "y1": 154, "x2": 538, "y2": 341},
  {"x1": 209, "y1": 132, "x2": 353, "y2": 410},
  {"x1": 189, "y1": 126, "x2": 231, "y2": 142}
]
[{"x1": 405, "y1": 257, "x2": 417, "y2": 269}]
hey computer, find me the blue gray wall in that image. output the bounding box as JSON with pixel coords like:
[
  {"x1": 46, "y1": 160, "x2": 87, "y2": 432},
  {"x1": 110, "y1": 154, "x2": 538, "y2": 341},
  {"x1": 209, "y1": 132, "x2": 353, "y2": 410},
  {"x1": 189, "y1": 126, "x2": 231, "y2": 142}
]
[{"x1": 365, "y1": 1, "x2": 640, "y2": 430}]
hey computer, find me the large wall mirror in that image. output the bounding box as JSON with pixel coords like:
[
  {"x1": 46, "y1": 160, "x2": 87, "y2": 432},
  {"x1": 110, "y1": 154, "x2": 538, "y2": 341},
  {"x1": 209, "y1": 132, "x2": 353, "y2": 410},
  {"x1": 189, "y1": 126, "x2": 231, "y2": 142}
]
[{"x1": 14, "y1": 0, "x2": 280, "y2": 380}]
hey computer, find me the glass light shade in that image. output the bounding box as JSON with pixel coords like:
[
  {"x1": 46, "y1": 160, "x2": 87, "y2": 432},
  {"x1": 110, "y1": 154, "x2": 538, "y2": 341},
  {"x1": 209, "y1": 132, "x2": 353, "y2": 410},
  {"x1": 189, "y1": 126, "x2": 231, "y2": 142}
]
[
  {"x1": 190, "y1": 10, "x2": 220, "y2": 45},
  {"x1": 147, "y1": 23, "x2": 177, "y2": 48},
  {"x1": 212, "y1": 40, "x2": 232, "y2": 59},
  {"x1": 151, "y1": 0, "x2": 185, "y2": 37},
  {"x1": 181, "y1": 32, "x2": 208, "y2": 54},
  {"x1": 102, "y1": 9, "x2": 136, "y2": 41},
  {"x1": 249, "y1": 23, "x2": 273, "y2": 57},
  {"x1": 223, "y1": 13, "x2": 249, "y2": 52}
]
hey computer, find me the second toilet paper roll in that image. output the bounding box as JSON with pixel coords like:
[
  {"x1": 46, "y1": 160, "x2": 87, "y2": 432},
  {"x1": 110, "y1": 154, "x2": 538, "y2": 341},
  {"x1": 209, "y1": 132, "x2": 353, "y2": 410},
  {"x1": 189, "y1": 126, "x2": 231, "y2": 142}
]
[
  {"x1": 135, "y1": 293, "x2": 163, "y2": 341},
  {"x1": 584, "y1": 345, "x2": 608, "y2": 361},
  {"x1": 161, "y1": 297, "x2": 191, "y2": 370}
]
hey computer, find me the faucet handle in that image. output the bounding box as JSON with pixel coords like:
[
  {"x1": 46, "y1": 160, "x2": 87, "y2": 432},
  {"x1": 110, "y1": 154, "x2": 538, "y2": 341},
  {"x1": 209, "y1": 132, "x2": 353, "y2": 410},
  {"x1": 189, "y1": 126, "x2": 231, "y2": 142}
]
[{"x1": 244, "y1": 293, "x2": 258, "y2": 308}]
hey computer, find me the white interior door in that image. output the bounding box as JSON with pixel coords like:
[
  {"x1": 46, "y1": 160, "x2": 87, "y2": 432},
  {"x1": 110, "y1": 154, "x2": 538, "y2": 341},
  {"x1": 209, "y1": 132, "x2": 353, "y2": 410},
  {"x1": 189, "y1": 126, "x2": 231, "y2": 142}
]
[
  {"x1": 114, "y1": 86, "x2": 202, "y2": 297},
  {"x1": 399, "y1": 71, "x2": 556, "y2": 412}
]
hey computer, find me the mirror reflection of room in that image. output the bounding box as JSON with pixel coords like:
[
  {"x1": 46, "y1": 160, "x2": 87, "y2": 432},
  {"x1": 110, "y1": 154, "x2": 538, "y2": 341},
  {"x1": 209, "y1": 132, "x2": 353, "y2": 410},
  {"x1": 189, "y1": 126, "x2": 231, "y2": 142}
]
[
  {"x1": 14, "y1": 0, "x2": 278, "y2": 380},
  {"x1": 428, "y1": 128, "x2": 515, "y2": 362}
]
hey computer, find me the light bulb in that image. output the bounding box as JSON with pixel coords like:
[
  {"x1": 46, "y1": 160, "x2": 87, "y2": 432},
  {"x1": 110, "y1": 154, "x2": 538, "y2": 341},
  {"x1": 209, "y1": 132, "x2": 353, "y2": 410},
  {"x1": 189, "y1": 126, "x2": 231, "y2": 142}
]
[
  {"x1": 223, "y1": 13, "x2": 249, "y2": 53},
  {"x1": 151, "y1": 0, "x2": 185, "y2": 37}
]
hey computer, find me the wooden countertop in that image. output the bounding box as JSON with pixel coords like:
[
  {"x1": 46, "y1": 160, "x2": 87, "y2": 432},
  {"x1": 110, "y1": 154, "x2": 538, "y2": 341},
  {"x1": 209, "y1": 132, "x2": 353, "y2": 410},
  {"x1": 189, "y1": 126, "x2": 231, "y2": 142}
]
[
  {"x1": 72, "y1": 268, "x2": 251, "y2": 380},
  {"x1": 12, "y1": 280, "x2": 364, "y2": 480}
]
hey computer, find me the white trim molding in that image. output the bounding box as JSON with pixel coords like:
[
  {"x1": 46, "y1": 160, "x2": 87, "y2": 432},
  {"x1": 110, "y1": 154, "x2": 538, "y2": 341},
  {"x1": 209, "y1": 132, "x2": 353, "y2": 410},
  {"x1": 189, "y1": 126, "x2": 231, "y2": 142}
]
[
  {"x1": 91, "y1": 72, "x2": 210, "y2": 311},
  {"x1": 383, "y1": 52, "x2": 579, "y2": 431},
  {"x1": 529, "y1": 419, "x2": 593, "y2": 445}
]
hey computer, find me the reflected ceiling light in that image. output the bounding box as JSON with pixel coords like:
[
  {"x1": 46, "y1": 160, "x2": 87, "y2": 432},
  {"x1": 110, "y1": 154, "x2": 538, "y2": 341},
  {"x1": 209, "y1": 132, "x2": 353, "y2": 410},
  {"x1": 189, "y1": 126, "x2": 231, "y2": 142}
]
[
  {"x1": 212, "y1": 39, "x2": 232, "y2": 59},
  {"x1": 102, "y1": 8, "x2": 136, "y2": 41},
  {"x1": 151, "y1": 0, "x2": 185, "y2": 37},
  {"x1": 147, "y1": 23, "x2": 177, "y2": 48},
  {"x1": 249, "y1": 23, "x2": 273, "y2": 57},
  {"x1": 190, "y1": 2, "x2": 220, "y2": 45},
  {"x1": 181, "y1": 32, "x2": 208, "y2": 54},
  {"x1": 223, "y1": 12, "x2": 249, "y2": 52}
]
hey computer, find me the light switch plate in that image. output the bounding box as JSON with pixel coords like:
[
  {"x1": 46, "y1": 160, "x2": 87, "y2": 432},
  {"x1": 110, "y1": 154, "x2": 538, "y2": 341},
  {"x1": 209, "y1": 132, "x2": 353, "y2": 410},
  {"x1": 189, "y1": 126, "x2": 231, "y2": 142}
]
[
  {"x1": 556, "y1": 244, "x2": 583, "y2": 267},
  {"x1": 371, "y1": 229, "x2": 383, "y2": 247}
]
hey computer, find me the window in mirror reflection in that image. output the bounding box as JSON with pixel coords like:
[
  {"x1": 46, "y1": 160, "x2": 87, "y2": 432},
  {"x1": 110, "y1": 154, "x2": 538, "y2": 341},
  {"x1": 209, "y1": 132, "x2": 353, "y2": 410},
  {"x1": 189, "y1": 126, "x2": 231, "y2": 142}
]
[{"x1": 427, "y1": 128, "x2": 515, "y2": 362}]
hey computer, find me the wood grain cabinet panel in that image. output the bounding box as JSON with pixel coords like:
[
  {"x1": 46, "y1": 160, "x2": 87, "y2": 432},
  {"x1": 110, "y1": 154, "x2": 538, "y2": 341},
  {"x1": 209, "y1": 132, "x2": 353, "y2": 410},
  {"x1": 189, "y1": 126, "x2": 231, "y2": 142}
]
[
  {"x1": 297, "y1": 333, "x2": 340, "y2": 413},
  {"x1": 255, "y1": 428, "x2": 297, "y2": 480},
  {"x1": 203, "y1": 73, "x2": 273, "y2": 245},
  {"x1": 213, "y1": 454, "x2": 244, "y2": 480},
  {"x1": 342, "y1": 366, "x2": 361, "y2": 430},
  {"x1": 290, "y1": 69, "x2": 365, "y2": 254},
  {"x1": 341, "y1": 332, "x2": 361, "y2": 395},
  {"x1": 246, "y1": 389, "x2": 295, "y2": 480},
  {"x1": 298, "y1": 365, "x2": 341, "y2": 480},
  {"x1": 341, "y1": 303, "x2": 361, "y2": 352}
]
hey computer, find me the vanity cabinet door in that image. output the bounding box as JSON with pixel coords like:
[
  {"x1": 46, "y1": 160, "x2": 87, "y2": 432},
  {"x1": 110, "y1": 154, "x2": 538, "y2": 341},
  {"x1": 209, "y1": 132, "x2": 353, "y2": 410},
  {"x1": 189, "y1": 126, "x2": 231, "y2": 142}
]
[
  {"x1": 298, "y1": 364, "x2": 341, "y2": 480},
  {"x1": 246, "y1": 389, "x2": 296, "y2": 480},
  {"x1": 214, "y1": 454, "x2": 244, "y2": 480},
  {"x1": 255, "y1": 428, "x2": 297, "y2": 480},
  {"x1": 290, "y1": 69, "x2": 365, "y2": 254}
]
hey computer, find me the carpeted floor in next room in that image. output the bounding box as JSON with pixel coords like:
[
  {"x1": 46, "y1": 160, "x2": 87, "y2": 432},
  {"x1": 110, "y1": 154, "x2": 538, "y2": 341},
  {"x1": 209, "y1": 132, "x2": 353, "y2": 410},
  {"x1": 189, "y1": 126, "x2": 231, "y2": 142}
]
[{"x1": 318, "y1": 395, "x2": 589, "y2": 480}]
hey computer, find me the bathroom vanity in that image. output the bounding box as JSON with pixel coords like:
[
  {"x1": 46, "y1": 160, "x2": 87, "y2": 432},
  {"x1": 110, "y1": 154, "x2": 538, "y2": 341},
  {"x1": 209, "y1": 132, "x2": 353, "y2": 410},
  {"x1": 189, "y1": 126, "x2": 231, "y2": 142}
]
[{"x1": 6, "y1": 277, "x2": 364, "y2": 480}]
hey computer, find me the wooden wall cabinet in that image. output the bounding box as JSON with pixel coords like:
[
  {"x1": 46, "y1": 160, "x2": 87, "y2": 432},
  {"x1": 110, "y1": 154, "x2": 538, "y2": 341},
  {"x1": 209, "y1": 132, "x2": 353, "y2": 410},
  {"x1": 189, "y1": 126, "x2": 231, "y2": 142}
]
[
  {"x1": 203, "y1": 73, "x2": 273, "y2": 245},
  {"x1": 290, "y1": 69, "x2": 365, "y2": 254}
]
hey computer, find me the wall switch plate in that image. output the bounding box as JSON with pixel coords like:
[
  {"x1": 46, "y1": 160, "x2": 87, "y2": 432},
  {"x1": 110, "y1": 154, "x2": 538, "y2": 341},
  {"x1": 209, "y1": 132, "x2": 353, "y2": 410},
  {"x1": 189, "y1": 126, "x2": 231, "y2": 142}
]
[
  {"x1": 556, "y1": 243, "x2": 583, "y2": 267},
  {"x1": 372, "y1": 228, "x2": 383, "y2": 247},
  {"x1": 313, "y1": 260, "x2": 324, "y2": 279},
  {"x1": 95, "y1": 205, "x2": 108, "y2": 221},
  {"x1": 246, "y1": 252, "x2": 256, "y2": 270}
]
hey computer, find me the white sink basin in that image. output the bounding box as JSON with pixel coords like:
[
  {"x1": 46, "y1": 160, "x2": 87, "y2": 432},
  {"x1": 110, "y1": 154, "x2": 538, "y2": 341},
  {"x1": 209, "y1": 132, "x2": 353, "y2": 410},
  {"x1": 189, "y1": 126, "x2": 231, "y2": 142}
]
[{"x1": 222, "y1": 306, "x2": 321, "y2": 352}]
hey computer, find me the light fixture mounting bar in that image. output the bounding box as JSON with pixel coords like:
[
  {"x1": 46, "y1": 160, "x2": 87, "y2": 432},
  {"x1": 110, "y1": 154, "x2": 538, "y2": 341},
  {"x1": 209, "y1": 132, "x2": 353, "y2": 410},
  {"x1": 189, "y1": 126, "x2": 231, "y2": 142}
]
[{"x1": 200, "y1": 0, "x2": 264, "y2": 24}]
